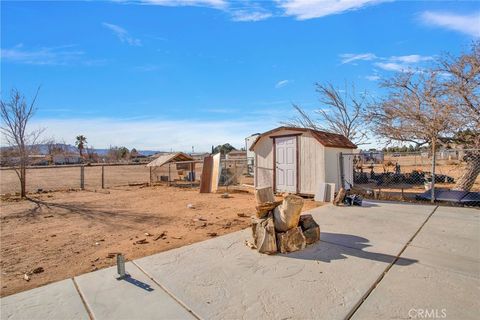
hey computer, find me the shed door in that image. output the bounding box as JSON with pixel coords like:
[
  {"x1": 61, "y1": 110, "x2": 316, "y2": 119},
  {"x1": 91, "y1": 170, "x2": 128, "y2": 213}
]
[{"x1": 275, "y1": 136, "x2": 297, "y2": 193}]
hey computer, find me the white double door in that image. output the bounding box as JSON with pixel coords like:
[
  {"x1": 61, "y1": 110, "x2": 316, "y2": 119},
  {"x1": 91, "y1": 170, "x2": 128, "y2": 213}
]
[{"x1": 275, "y1": 136, "x2": 297, "y2": 193}]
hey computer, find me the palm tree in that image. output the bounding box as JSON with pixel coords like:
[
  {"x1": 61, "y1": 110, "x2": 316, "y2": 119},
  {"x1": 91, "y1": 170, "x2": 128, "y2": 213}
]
[{"x1": 75, "y1": 135, "x2": 87, "y2": 157}]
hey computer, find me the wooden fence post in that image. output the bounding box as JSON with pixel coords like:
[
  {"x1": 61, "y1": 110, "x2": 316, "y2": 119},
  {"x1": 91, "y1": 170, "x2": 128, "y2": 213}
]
[
  {"x1": 149, "y1": 166, "x2": 153, "y2": 185},
  {"x1": 101, "y1": 165, "x2": 105, "y2": 189},
  {"x1": 80, "y1": 165, "x2": 85, "y2": 190},
  {"x1": 168, "y1": 163, "x2": 171, "y2": 186}
]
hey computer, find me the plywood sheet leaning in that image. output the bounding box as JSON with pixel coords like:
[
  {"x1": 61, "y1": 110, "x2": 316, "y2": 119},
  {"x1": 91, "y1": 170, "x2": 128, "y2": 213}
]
[
  {"x1": 210, "y1": 153, "x2": 221, "y2": 193},
  {"x1": 199, "y1": 156, "x2": 213, "y2": 193}
]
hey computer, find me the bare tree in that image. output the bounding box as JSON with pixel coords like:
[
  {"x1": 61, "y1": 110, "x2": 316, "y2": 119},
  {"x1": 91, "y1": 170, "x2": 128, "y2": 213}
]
[
  {"x1": 438, "y1": 41, "x2": 480, "y2": 191},
  {"x1": 368, "y1": 70, "x2": 460, "y2": 148},
  {"x1": 0, "y1": 88, "x2": 42, "y2": 197},
  {"x1": 368, "y1": 43, "x2": 480, "y2": 191},
  {"x1": 45, "y1": 138, "x2": 69, "y2": 164},
  {"x1": 284, "y1": 82, "x2": 368, "y2": 145},
  {"x1": 85, "y1": 145, "x2": 99, "y2": 163}
]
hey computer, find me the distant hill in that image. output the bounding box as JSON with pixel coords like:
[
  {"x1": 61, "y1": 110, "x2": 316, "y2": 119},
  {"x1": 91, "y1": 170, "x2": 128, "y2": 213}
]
[{"x1": 1, "y1": 144, "x2": 163, "y2": 157}]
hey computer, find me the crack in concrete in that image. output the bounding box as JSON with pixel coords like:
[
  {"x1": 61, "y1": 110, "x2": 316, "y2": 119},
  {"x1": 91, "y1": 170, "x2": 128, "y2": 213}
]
[
  {"x1": 131, "y1": 260, "x2": 202, "y2": 320},
  {"x1": 345, "y1": 205, "x2": 440, "y2": 320}
]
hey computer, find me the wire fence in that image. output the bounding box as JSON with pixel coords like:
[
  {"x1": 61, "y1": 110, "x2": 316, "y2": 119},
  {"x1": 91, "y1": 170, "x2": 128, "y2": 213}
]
[
  {"x1": 339, "y1": 149, "x2": 480, "y2": 205},
  {"x1": 0, "y1": 159, "x2": 251, "y2": 195},
  {"x1": 149, "y1": 159, "x2": 251, "y2": 189}
]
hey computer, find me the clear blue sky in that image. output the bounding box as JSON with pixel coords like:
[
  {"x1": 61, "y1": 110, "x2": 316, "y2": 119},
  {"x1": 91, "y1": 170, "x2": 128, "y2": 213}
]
[{"x1": 1, "y1": 0, "x2": 479, "y2": 151}]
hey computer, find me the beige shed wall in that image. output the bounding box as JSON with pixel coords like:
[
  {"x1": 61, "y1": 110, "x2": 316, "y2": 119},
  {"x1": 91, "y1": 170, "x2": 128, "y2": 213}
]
[
  {"x1": 324, "y1": 147, "x2": 355, "y2": 191},
  {"x1": 298, "y1": 131, "x2": 325, "y2": 195}
]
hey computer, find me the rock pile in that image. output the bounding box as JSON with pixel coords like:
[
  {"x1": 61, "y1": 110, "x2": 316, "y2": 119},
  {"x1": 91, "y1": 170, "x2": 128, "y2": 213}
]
[{"x1": 251, "y1": 187, "x2": 320, "y2": 254}]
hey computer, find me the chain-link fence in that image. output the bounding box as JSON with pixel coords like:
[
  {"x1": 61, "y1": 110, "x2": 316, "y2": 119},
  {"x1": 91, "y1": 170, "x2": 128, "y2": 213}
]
[
  {"x1": 0, "y1": 164, "x2": 151, "y2": 195},
  {"x1": 148, "y1": 159, "x2": 251, "y2": 189},
  {"x1": 0, "y1": 158, "x2": 253, "y2": 195},
  {"x1": 339, "y1": 149, "x2": 480, "y2": 206}
]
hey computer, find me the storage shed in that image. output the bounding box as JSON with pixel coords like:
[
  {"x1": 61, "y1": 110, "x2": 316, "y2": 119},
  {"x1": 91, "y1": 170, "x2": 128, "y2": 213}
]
[{"x1": 249, "y1": 126, "x2": 357, "y2": 195}]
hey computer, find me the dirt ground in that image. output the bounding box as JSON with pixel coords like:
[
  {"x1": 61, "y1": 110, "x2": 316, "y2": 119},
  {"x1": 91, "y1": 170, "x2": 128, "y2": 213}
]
[{"x1": 0, "y1": 185, "x2": 320, "y2": 297}]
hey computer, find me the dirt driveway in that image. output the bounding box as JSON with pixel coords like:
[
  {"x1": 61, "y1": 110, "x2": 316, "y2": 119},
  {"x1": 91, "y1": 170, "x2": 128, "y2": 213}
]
[{"x1": 0, "y1": 185, "x2": 319, "y2": 297}]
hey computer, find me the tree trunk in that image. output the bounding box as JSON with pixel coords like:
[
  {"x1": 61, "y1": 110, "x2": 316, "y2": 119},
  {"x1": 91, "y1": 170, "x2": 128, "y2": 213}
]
[
  {"x1": 252, "y1": 214, "x2": 277, "y2": 254},
  {"x1": 255, "y1": 201, "x2": 282, "y2": 218},
  {"x1": 273, "y1": 195, "x2": 304, "y2": 232},
  {"x1": 452, "y1": 153, "x2": 480, "y2": 191},
  {"x1": 276, "y1": 227, "x2": 306, "y2": 254},
  {"x1": 20, "y1": 166, "x2": 26, "y2": 198},
  {"x1": 254, "y1": 187, "x2": 275, "y2": 204},
  {"x1": 254, "y1": 187, "x2": 277, "y2": 218}
]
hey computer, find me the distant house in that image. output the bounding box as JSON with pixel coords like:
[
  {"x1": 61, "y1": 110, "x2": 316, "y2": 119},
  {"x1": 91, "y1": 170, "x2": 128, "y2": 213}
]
[
  {"x1": 30, "y1": 155, "x2": 49, "y2": 166},
  {"x1": 249, "y1": 126, "x2": 357, "y2": 195},
  {"x1": 226, "y1": 150, "x2": 246, "y2": 161},
  {"x1": 190, "y1": 152, "x2": 210, "y2": 161},
  {"x1": 53, "y1": 154, "x2": 82, "y2": 165}
]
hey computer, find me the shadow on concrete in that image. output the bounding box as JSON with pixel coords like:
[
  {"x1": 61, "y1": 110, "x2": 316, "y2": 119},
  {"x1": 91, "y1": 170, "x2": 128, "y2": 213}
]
[
  {"x1": 119, "y1": 275, "x2": 154, "y2": 292},
  {"x1": 283, "y1": 232, "x2": 417, "y2": 266}
]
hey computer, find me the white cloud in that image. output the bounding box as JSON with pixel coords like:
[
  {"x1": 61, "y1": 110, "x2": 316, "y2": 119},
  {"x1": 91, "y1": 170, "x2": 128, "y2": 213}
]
[
  {"x1": 135, "y1": 0, "x2": 226, "y2": 9},
  {"x1": 30, "y1": 117, "x2": 273, "y2": 151},
  {"x1": 126, "y1": 0, "x2": 272, "y2": 22},
  {"x1": 341, "y1": 52, "x2": 433, "y2": 73},
  {"x1": 1, "y1": 44, "x2": 84, "y2": 65},
  {"x1": 374, "y1": 54, "x2": 433, "y2": 72},
  {"x1": 340, "y1": 53, "x2": 377, "y2": 64},
  {"x1": 420, "y1": 11, "x2": 480, "y2": 37},
  {"x1": 390, "y1": 54, "x2": 433, "y2": 63},
  {"x1": 102, "y1": 22, "x2": 142, "y2": 46},
  {"x1": 275, "y1": 80, "x2": 290, "y2": 88},
  {"x1": 374, "y1": 62, "x2": 406, "y2": 72},
  {"x1": 231, "y1": 10, "x2": 272, "y2": 22},
  {"x1": 279, "y1": 0, "x2": 387, "y2": 20}
]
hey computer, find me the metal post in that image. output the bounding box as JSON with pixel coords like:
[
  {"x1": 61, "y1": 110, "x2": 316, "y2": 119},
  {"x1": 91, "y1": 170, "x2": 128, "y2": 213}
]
[
  {"x1": 339, "y1": 152, "x2": 345, "y2": 189},
  {"x1": 116, "y1": 253, "x2": 126, "y2": 279},
  {"x1": 190, "y1": 162, "x2": 193, "y2": 188},
  {"x1": 168, "y1": 163, "x2": 171, "y2": 186},
  {"x1": 80, "y1": 165, "x2": 85, "y2": 190},
  {"x1": 431, "y1": 139, "x2": 436, "y2": 203},
  {"x1": 101, "y1": 165, "x2": 105, "y2": 189}
]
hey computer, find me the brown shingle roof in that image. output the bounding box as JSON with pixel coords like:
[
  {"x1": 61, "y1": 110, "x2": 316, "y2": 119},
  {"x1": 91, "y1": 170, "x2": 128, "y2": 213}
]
[
  {"x1": 249, "y1": 126, "x2": 356, "y2": 150},
  {"x1": 311, "y1": 131, "x2": 357, "y2": 149}
]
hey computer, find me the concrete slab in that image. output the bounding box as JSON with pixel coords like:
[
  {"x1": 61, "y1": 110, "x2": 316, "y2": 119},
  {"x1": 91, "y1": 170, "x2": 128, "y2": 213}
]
[
  {"x1": 352, "y1": 206, "x2": 480, "y2": 320},
  {"x1": 316, "y1": 201, "x2": 436, "y2": 254},
  {"x1": 135, "y1": 223, "x2": 418, "y2": 320},
  {"x1": 74, "y1": 262, "x2": 195, "y2": 320},
  {"x1": 410, "y1": 206, "x2": 480, "y2": 264},
  {"x1": 4, "y1": 201, "x2": 473, "y2": 320},
  {"x1": 0, "y1": 279, "x2": 89, "y2": 320}
]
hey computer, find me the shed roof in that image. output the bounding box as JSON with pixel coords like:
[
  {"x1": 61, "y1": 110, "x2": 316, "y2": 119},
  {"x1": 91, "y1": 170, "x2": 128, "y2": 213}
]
[
  {"x1": 249, "y1": 126, "x2": 356, "y2": 150},
  {"x1": 146, "y1": 152, "x2": 194, "y2": 167}
]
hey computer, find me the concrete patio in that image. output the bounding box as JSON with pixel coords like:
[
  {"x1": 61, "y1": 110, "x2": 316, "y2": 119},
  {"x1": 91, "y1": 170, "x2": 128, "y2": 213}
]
[{"x1": 2, "y1": 201, "x2": 479, "y2": 319}]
